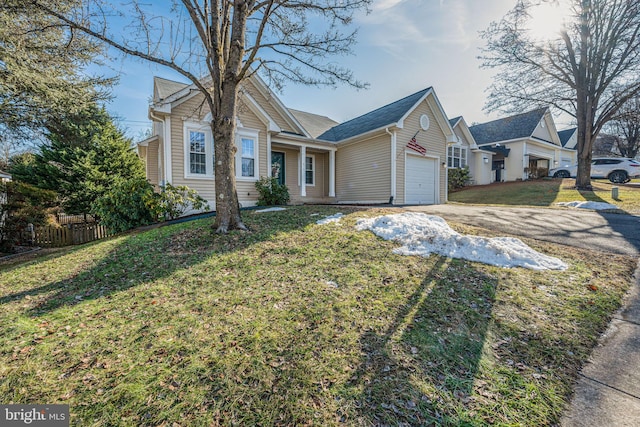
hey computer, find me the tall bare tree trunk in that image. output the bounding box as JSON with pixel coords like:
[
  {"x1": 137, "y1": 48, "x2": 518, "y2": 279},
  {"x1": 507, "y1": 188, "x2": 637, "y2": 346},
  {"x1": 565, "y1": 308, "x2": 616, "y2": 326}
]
[
  {"x1": 575, "y1": 0, "x2": 592, "y2": 190},
  {"x1": 211, "y1": 80, "x2": 247, "y2": 233}
]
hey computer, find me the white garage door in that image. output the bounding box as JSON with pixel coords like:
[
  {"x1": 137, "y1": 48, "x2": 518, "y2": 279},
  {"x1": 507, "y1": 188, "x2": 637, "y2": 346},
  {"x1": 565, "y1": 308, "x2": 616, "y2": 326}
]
[{"x1": 406, "y1": 155, "x2": 437, "y2": 204}]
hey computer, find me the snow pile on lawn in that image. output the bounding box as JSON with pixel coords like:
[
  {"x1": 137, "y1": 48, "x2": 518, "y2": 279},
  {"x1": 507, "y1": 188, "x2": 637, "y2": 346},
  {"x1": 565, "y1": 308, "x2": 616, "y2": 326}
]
[
  {"x1": 356, "y1": 212, "x2": 568, "y2": 270},
  {"x1": 255, "y1": 207, "x2": 287, "y2": 213},
  {"x1": 556, "y1": 201, "x2": 619, "y2": 210},
  {"x1": 316, "y1": 213, "x2": 343, "y2": 225}
]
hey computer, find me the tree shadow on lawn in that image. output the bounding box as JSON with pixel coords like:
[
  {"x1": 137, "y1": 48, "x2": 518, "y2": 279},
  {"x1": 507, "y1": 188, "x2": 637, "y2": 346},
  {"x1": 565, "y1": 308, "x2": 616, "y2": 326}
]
[
  {"x1": 347, "y1": 258, "x2": 499, "y2": 426},
  {"x1": 0, "y1": 206, "x2": 349, "y2": 317}
]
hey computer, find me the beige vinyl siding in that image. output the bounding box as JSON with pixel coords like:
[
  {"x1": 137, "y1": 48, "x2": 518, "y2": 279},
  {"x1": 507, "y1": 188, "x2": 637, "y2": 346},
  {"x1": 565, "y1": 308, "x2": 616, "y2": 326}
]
[
  {"x1": 168, "y1": 93, "x2": 269, "y2": 208},
  {"x1": 395, "y1": 100, "x2": 447, "y2": 204},
  {"x1": 504, "y1": 142, "x2": 525, "y2": 181},
  {"x1": 336, "y1": 134, "x2": 391, "y2": 203},
  {"x1": 269, "y1": 147, "x2": 328, "y2": 202},
  {"x1": 454, "y1": 127, "x2": 469, "y2": 146},
  {"x1": 281, "y1": 147, "x2": 301, "y2": 199},
  {"x1": 304, "y1": 151, "x2": 328, "y2": 199},
  {"x1": 240, "y1": 79, "x2": 299, "y2": 134},
  {"x1": 532, "y1": 119, "x2": 557, "y2": 144},
  {"x1": 147, "y1": 140, "x2": 159, "y2": 187},
  {"x1": 473, "y1": 153, "x2": 493, "y2": 185}
]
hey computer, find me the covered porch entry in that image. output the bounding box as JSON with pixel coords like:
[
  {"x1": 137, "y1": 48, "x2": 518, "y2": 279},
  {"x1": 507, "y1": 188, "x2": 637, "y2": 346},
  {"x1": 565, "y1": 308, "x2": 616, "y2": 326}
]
[{"x1": 269, "y1": 137, "x2": 336, "y2": 204}]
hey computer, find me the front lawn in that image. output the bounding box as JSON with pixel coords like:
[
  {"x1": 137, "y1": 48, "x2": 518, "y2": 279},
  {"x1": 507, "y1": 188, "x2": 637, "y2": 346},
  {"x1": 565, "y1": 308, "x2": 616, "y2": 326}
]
[
  {"x1": 0, "y1": 206, "x2": 636, "y2": 426},
  {"x1": 449, "y1": 178, "x2": 640, "y2": 214}
]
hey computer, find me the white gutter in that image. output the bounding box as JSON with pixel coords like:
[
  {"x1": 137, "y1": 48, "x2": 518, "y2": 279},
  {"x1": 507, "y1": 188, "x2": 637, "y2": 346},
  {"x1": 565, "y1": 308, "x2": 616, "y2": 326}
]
[
  {"x1": 149, "y1": 110, "x2": 172, "y2": 185},
  {"x1": 385, "y1": 127, "x2": 397, "y2": 203}
]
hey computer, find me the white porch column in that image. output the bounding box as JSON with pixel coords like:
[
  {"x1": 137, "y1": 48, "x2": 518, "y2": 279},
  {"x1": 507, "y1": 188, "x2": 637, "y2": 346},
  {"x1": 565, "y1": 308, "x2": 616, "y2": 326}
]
[
  {"x1": 266, "y1": 133, "x2": 272, "y2": 177},
  {"x1": 300, "y1": 145, "x2": 307, "y2": 197},
  {"x1": 329, "y1": 150, "x2": 336, "y2": 197}
]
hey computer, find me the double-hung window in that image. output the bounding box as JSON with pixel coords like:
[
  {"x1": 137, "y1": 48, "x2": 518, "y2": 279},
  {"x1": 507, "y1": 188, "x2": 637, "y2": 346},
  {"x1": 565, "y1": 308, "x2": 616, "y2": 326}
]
[
  {"x1": 241, "y1": 138, "x2": 255, "y2": 177},
  {"x1": 447, "y1": 145, "x2": 467, "y2": 168},
  {"x1": 189, "y1": 131, "x2": 207, "y2": 174},
  {"x1": 305, "y1": 155, "x2": 315, "y2": 186},
  {"x1": 235, "y1": 129, "x2": 259, "y2": 180},
  {"x1": 184, "y1": 122, "x2": 214, "y2": 178}
]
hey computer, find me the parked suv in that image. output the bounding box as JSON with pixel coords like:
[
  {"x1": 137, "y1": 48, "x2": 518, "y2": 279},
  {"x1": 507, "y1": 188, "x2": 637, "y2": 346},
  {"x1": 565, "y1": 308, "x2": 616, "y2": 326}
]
[{"x1": 549, "y1": 157, "x2": 640, "y2": 183}]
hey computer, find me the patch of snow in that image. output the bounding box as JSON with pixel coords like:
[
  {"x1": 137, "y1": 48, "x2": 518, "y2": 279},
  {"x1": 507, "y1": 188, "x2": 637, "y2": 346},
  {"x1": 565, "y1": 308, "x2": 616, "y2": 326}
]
[
  {"x1": 255, "y1": 207, "x2": 287, "y2": 213},
  {"x1": 355, "y1": 213, "x2": 568, "y2": 271},
  {"x1": 316, "y1": 213, "x2": 343, "y2": 225},
  {"x1": 556, "y1": 201, "x2": 619, "y2": 210}
]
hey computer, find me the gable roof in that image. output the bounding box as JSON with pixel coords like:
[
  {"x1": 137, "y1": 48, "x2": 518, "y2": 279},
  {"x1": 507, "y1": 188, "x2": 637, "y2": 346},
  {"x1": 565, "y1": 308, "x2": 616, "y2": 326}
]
[
  {"x1": 558, "y1": 128, "x2": 577, "y2": 147},
  {"x1": 288, "y1": 109, "x2": 339, "y2": 139},
  {"x1": 469, "y1": 108, "x2": 548, "y2": 145},
  {"x1": 449, "y1": 116, "x2": 463, "y2": 128},
  {"x1": 318, "y1": 88, "x2": 432, "y2": 142},
  {"x1": 154, "y1": 77, "x2": 189, "y2": 101}
]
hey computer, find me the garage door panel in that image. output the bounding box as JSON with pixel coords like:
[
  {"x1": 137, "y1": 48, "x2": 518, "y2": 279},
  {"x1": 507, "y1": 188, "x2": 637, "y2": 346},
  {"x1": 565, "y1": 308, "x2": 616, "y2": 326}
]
[{"x1": 406, "y1": 155, "x2": 436, "y2": 204}]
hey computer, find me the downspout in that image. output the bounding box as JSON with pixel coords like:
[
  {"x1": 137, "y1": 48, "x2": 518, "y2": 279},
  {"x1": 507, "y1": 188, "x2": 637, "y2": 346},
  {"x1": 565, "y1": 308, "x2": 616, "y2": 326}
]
[
  {"x1": 385, "y1": 127, "x2": 396, "y2": 204},
  {"x1": 149, "y1": 110, "x2": 167, "y2": 186}
]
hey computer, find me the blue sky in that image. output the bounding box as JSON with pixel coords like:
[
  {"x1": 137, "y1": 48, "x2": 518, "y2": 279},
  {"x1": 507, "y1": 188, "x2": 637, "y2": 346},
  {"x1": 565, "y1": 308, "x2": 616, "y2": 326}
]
[{"x1": 103, "y1": 0, "x2": 572, "y2": 140}]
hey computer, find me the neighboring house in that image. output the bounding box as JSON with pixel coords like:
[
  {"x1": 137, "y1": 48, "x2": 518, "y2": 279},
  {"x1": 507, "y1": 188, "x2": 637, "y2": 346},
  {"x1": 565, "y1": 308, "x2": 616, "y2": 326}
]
[
  {"x1": 469, "y1": 108, "x2": 577, "y2": 181},
  {"x1": 448, "y1": 116, "x2": 494, "y2": 185},
  {"x1": 137, "y1": 75, "x2": 457, "y2": 210},
  {"x1": 557, "y1": 128, "x2": 578, "y2": 166},
  {"x1": 0, "y1": 171, "x2": 11, "y2": 183}
]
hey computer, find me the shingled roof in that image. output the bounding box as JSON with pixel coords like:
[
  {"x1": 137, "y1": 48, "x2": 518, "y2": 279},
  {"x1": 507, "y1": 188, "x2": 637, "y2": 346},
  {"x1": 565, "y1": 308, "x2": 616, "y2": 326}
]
[
  {"x1": 154, "y1": 77, "x2": 189, "y2": 101},
  {"x1": 469, "y1": 108, "x2": 548, "y2": 145},
  {"x1": 449, "y1": 116, "x2": 463, "y2": 128},
  {"x1": 558, "y1": 128, "x2": 577, "y2": 147},
  {"x1": 288, "y1": 109, "x2": 339, "y2": 139},
  {"x1": 318, "y1": 88, "x2": 432, "y2": 142}
]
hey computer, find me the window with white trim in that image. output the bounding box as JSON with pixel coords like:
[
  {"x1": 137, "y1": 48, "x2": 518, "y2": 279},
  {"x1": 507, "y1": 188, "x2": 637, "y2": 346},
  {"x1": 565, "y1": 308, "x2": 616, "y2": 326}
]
[
  {"x1": 447, "y1": 145, "x2": 467, "y2": 168},
  {"x1": 305, "y1": 155, "x2": 315, "y2": 186},
  {"x1": 184, "y1": 122, "x2": 214, "y2": 178},
  {"x1": 189, "y1": 131, "x2": 207, "y2": 174},
  {"x1": 241, "y1": 138, "x2": 255, "y2": 177},
  {"x1": 235, "y1": 129, "x2": 259, "y2": 180}
]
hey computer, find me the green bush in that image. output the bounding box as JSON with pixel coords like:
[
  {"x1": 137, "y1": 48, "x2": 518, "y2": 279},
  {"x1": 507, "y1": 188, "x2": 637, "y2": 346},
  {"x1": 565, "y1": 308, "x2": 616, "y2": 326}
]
[
  {"x1": 91, "y1": 177, "x2": 159, "y2": 233},
  {"x1": 448, "y1": 166, "x2": 472, "y2": 192},
  {"x1": 159, "y1": 183, "x2": 209, "y2": 220},
  {"x1": 255, "y1": 176, "x2": 290, "y2": 206},
  {"x1": 0, "y1": 181, "x2": 57, "y2": 251}
]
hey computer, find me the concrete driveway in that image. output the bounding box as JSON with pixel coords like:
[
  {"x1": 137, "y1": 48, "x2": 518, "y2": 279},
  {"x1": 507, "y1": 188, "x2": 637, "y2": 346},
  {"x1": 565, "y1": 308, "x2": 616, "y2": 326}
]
[{"x1": 404, "y1": 204, "x2": 640, "y2": 256}]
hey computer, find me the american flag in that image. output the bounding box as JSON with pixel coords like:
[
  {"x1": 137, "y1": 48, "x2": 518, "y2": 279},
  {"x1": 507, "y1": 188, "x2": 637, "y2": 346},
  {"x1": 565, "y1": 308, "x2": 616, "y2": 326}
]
[{"x1": 407, "y1": 137, "x2": 427, "y2": 155}]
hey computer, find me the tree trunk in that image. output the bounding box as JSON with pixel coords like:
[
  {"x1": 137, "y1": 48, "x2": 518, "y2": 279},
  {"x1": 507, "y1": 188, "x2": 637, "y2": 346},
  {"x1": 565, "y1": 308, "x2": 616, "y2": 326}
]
[
  {"x1": 211, "y1": 81, "x2": 247, "y2": 234},
  {"x1": 575, "y1": 97, "x2": 593, "y2": 190},
  {"x1": 575, "y1": 0, "x2": 593, "y2": 190}
]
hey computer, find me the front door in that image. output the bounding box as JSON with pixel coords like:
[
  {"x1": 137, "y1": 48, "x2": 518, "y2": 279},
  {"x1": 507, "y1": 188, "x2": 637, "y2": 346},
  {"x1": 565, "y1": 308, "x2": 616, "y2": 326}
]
[
  {"x1": 271, "y1": 152, "x2": 285, "y2": 185},
  {"x1": 493, "y1": 160, "x2": 504, "y2": 182}
]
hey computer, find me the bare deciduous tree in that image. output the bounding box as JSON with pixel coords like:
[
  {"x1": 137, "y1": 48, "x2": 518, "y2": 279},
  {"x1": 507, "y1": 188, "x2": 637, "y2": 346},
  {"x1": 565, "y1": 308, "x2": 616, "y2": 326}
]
[
  {"x1": 31, "y1": 0, "x2": 371, "y2": 233},
  {"x1": 604, "y1": 96, "x2": 640, "y2": 159},
  {"x1": 481, "y1": 0, "x2": 640, "y2": 189}
]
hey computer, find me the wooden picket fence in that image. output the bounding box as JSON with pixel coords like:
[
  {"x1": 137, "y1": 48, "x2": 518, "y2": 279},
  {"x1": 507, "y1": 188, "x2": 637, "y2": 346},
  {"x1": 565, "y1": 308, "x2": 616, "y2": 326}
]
[
  {"x1": 24, "y1": 222, "x2": 113, "y2": 248},
  {"x1": 56, "y1": 213, "x2": 95, "y2": 225}
]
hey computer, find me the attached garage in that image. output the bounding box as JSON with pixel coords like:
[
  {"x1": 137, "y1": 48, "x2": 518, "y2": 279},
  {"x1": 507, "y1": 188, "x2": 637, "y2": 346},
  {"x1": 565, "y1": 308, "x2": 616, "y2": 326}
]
[{"x1": 405, "y1": 154, "x2": 438, "y2": 204}]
